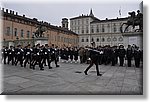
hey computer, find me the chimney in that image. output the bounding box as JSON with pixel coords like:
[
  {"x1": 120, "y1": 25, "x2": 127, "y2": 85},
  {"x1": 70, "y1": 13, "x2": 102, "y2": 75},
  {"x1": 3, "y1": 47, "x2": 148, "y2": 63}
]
[
  {"x1": 10, "y1": 10, "x2": 12, "y2": 14},
  {"x1": 6, "y1": 9, "x2": 8, "y2": 13},
  {"x1": 12, "y1": 11, "x2": 14, "y2": 14},
  {"x1": 16, "y1": 12, "x2": 18, "y2": 15},
  {"x1": 2, "y1": 8, "x2": 4, "y2": 12},
  {"x1": 23, "y1": 14, "x2": 25, "y2": 17}
]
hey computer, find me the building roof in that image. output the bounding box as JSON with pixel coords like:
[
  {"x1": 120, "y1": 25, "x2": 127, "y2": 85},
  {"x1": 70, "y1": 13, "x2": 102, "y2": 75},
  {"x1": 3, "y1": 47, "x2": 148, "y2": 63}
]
[
  {"x1": 1, "y1": 8, "x2": 77, "y2": 36},
  {"x1": 70, "y1": 15, "x2": 100, "y2": 21},
  {"x1": 90, "y1": 17, "x2": 129, "y2": 24},
  {"x1": 70, "y1": 8, "x2": 99, "y2": 21}
]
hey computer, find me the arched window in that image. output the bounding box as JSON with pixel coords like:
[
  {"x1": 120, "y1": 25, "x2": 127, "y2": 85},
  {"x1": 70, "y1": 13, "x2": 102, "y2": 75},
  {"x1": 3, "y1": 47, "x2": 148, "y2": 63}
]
[
  {"x1": 21, "y1": 29, "x2": 24, "y2": 37},
  {"x1": 86, "y1": 38, "x2": 89, "y2": 42},
  {"x1": 102, "y1": 38, "x2": 105, "y2": 42},
  {"x1": 27, "y1": 31, "x2": 30, "y2": 38},
  {"x1": 81, "y1": 38, "x2": 84, "y2": 42},
  {"x1": 91, "y1": 38, "x2": 94, "y2": 42},
  {"x1": 96, "y1": 38, "x2": 99, "y2": 42},
  {"x1": 14, "y1": 28, "x2": 17, "y2": 36}
]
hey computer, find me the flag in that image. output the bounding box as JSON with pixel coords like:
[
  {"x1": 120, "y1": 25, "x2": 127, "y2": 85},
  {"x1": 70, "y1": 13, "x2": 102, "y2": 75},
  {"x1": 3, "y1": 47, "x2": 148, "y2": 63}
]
[
  {"x1": 119, "y1": 7, "x2": 121, "y2": 17},
  {"x1": 119, "y1": 9, "x2": 121, "y2": 16}
]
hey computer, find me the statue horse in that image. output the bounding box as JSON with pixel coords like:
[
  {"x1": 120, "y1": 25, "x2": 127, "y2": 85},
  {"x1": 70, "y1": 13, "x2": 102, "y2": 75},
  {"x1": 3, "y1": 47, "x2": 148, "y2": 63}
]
[
  {"x1": 34, "y1": 25, "x2": 47, "y2": 38},
  {"x1": 120, "y1": 11, "x2": 143, "y2": 33}
]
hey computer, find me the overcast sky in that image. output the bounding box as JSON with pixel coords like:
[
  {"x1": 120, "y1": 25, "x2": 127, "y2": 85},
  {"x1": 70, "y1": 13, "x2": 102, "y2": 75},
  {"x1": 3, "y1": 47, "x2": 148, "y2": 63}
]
[{"x1": 1, "y1": 0, "x2": 142, "y2": 26}]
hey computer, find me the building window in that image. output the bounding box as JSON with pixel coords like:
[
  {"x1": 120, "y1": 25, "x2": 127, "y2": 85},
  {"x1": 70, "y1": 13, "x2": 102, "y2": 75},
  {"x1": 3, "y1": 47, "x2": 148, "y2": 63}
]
[
  {"x1": 86, "y1": 26, "x2": 89, "y2": 33},
  {"x1": 102, "y1": 38, "x2": 105, "y2": 42},
  {"x1": 96, "y1": 38, "x2": 99, "y2": 42},
  {"x1": 86, "y1": 19, "x2": 88, "y2": 24},
  {"x1": 78, "y1": 20, "x2": 80, "y2": 25},
  {"x1": 6, "y1": 27, "x2": 10, "y2": 36},
  {"x1": 14, "y1": 28, "x2": 17, "y2": 36},
  {"x1": 91, "y1": 25, "x2": 94, "y2": 33},
  {"x1": 102, "y1": 25, "x2": 105, "y2": 32},
  {"x1": 119, "y1": 37, "x2": 123, "y2": 42},
  {"x1": 107, "y1": 38, "x2": 111, "y2": 42},
  {"x1": 82, "y1": 30, "x2": 84, "y2": 34},
  {"x1": 86, "y1": 38, "x2": 89, "y2": 42},
  {"x1": 27, "y1": 31, "x2": 30, "y2": 38},
  {"x1": 96, "y1": 25, "x2": 99, "y2": 33},
  {"x1": 61, "y1": 37, "x2": 63, "y2": 42},
  {"x1": 107, "y1": 24, "x2": 110, "y2": 33},
  {"x1": 58, "y1": 36, "x2": 60, "y2": 42},
  {"x1": 81, "y1": 38, "x2": 84, "y2": 42},
  {"x1": 114, "y1": 23, "x2": 116, "y2": 32},
  {"x1": 91, "y1": 38, "x2": 94, "y2": 42},
  {"x1": 21, "y1": 29, "x2": 24, "y2": 37},
  {"x1": 113, "y1": 37, "x2": 117, "y2": 41}
]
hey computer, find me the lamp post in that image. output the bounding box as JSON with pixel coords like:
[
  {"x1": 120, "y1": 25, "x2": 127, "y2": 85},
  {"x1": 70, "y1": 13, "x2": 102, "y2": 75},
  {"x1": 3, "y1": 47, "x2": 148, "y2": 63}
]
[{"x1": 32, "y1": 34, "x2": 35, "y2": 46}]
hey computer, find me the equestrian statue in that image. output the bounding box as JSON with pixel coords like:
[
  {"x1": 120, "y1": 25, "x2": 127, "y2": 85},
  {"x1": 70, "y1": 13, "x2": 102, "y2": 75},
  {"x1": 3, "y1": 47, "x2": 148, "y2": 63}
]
[
  {"x1": 34, "y1": 22, "x2": 47, "y2": 38},
  {"x1": 120, "y1": 10, "x2": 143, "y2": 33}
]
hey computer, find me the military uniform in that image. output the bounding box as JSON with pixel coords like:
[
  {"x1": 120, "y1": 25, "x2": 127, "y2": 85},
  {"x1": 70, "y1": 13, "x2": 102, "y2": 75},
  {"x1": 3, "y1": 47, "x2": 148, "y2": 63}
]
[
  {"x1": 126, "y1": 45, "x2": 133, "y2": 67},
  {"x1": 50, "y1": 45, "x2": 59, "y2": 67},
  {"x1": 41, "y1": 44, "x2": 51, "y2": 69},
  {"x1": 7, "y1": 46, "x2": 15, "y2": 65},
  {"x1": 15, "y1": 45, "x2": 24, "y2": 67},
  {"x1": 84, "y1": 42, "x2": 102, "y2": 76},
  {"x1": 24, "y1": 45, "x2": 32, "y2": 68},
  {"x1": 84, "y1": 47, "x2": 101, "y2": 76},
  {"x1": 133, "y1": 47, "x2": 141, "y2": 68},
  {"x1": 118, "y1": 45, "x2": 126, "y2": 66},
  {"x1": 32, "y1": 44, "x2": 44, "y2": 70}
]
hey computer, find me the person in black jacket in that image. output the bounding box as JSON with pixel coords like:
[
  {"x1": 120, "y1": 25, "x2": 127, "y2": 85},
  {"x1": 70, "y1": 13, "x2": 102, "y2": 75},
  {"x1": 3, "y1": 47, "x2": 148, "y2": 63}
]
[
  {"x1": 31, "y1": 44, "x2": 44, "y2": 70},
  {"x1": 24, "y1": 44, "x2": 32, "y2": 68},
  {"x1": 110, "y1": 46, "x2": 117, "y2": 66},
  {"x1": 133, "y1": 47, "x2": 141, "y2": 68},
  {"x1": 50, "y1": 44, "x2": 59, "y2": 67},
  {"x1": 7, "y1": 46, "x2": 15, "y2": 65},
  {"x1": 126, "y1": 45, "x2": 133, "y2": 67},
  {"x1": 118, "y1": 45, "x2": 126, "y2": 66},
  {"x1": 84, "y1": 42, "x2": 102, "y2": 76},
  {"x1": 74, "y1": 47, "x2": 78, "y2": 63},
  {"x1": 3, "y1": 46, "x2": 8, "y2": 64},
  {"x1": 41, "y1": 44, "x2": 51, "y2": 69},
  {"x1": 15, "y1": 45, "x2": 24, "y2": 67}
]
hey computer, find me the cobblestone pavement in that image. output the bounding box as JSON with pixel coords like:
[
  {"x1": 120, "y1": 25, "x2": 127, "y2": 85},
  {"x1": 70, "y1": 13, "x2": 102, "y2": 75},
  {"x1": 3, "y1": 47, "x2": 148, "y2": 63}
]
[{"x1": 1, "y1": 61, "x2": 143, "y2": 95}]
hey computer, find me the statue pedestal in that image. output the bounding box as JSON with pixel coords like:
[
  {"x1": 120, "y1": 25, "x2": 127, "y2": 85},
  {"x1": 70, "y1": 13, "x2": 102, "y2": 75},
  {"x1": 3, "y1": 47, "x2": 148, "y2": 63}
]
[
  {"x1": 34, "y1": 37, "x2": 48, "y2": 46},
  {"x1": 122, "y1": 32, "x2": 143, "y2": 50}
]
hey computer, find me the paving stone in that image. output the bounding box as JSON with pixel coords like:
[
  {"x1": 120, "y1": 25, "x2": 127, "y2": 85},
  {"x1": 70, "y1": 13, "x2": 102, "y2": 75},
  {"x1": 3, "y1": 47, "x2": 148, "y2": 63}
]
[
  {"x1": 4, "y1": 76, "x2": 30, "y2": 84},
  {"x1": 2, "y1": 62, "x2": 143, "y2": 95},
  {"x1": 18, "y1": 80, "x2": 44, "y2": 88}
]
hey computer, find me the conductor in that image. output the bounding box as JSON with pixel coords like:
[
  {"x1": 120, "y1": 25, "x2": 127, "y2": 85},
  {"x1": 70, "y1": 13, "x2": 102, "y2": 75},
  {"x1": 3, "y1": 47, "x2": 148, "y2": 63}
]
[{"x1": 84, "y1": 42, "x2": 102, "y2": 76}]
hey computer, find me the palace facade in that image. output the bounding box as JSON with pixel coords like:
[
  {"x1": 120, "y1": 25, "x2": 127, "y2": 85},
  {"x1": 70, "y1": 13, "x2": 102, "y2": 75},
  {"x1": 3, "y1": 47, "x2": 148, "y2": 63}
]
[
  {"x1": 1, "y1": 8, "x2": 78, "y2": 47},
  {"x1": 70, "y1": 9, "x2": 142, "y2": 49}
]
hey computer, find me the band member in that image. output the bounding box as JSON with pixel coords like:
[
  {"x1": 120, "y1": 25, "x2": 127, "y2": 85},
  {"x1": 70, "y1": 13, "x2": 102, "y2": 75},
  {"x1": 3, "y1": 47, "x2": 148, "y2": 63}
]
[
  {"x1": 133, "y1": 47, "x2": 141, "y2": 68},
  {"x1": 7, "y1": 46, "x2": 15, "y2": 65},
  {"x1": 50, "y1": 44, "x2": 59, "y2": 67},
  {"x1": 32, "y1": 44, "x2": 44, "y2": 70},
  {"x1": 24, "y1": 44, "x2": 32, "y2": 68},
  {"x1": 41, "y1": 44, "x2": 51, "y2": 69},
  {"x1": 126, "y1": 45, "x2": 133, "y2": 67},
  {"x1": 84, "y1": 42, "x2": 102, "y2": 76},
  {"x1": 15, "y1": 45, "x2": 24, "y2": 67},
  {"x1": 118, "y1": 45, "x2": 126, "y2": 66},
  {"x1": 74, "y1": 47, "x2": 78, "y2": 63},
  {"x1": 3, "y1": 46, "x2": 8, "y2": 64}
]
